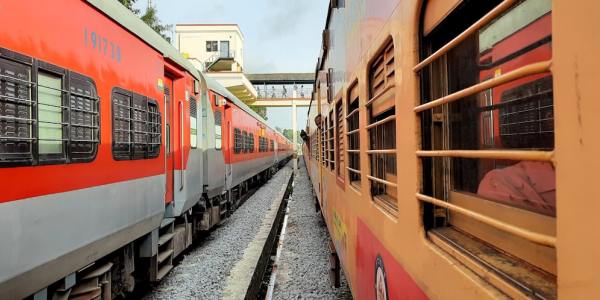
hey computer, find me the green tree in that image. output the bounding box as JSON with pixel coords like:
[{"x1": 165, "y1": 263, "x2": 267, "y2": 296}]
[
  {"x1": 117, "y1": 0, "x2": 171, "y2": 42},
  {"x1": 249, "y1": 105, "x2": 268, "y2": 120},
  {"x1": 282, "y1": 129, "x2": 300, "y2": 142}
]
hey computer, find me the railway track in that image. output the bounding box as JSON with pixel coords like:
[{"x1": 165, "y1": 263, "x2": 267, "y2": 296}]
[{"x1": 138, "y1": 162, "x2": 295, "y2": 300}]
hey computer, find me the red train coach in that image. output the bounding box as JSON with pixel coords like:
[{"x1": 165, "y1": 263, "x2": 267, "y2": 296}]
[{"x1": 0, "y1": 1, "x2": 292, "y2": 299}]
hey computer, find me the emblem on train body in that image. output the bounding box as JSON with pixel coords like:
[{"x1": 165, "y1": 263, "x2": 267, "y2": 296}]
[{"x1": 375, "y1": 255, "x2": 389, "y2": 300}]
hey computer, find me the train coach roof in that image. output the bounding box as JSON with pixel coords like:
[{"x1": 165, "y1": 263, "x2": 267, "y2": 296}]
[{"x1": 86, "y1": 0, "x2": 201, "y2": 81}]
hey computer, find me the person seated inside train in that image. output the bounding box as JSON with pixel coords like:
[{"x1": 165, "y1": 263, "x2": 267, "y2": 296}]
[{"x1": 477, "y1": 161, "x2": 555, "y2": 215}]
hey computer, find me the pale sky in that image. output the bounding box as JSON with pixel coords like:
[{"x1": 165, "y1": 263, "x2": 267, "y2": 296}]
[{"x1": 134, "y1": 0, "x2": 329, "y2": 131}]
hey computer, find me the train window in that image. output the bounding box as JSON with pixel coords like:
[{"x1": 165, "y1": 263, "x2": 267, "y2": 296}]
[
  {"x1": 346, "y1": 81, "x2": 360, "y2": 188},
  {"x1": 69, "y1": 73, "x2": 100, "y2": 162},
  {"x1": 369, "y1": 39, "x2": 395, "y2": 99},
  {"x1": 270, "y1": 139, "x2": 274, "y2": 152},
  {"x1": 321, "y1": 125, "x2": 326, "y2": 166},
  {"x1": 241, "y1": 131, "x2": 248, "y2": 153},
  {"x1": 112, "y1": 88, "x2": 161, "y2": 160},
  {"x1": 367, "y1": 39, "x2": 397, "y2": 212},
  {"x1": 37, "y1": 71, "x2": 65, "y2": 159},
  {"x1": 335, "y1": 100, "x2": 344, "y2": 179},
  {"x1": 214, "y1": 111, "x2": 222, "y2": 150},
  {"x1": 190, "y1": 98, "x2": 198, "y2": 149},
  {"x1": 418, "y1": 0, "x2": 555, "y2": 296},
  {"x1": 327, "y1": 111, "x2": 335, "y2": 171},
  {"x1": 0, "y1": 49, "x2": 100, "y2": 167},
  {"x1": 234, "y1": 128, "x2": 242, "y2": 153},
  {"x1": 0, "y1": 54, "x2": 33, "y2": 165},
  {"x1": 249, "y1": 133, "x2": 255, "y2": 153},
  {"x1": 147, "y1": 101, "x2": 161, "y2": 158}
]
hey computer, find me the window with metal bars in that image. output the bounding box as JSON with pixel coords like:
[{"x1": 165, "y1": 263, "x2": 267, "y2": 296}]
[
  {"x1": 214, "y1": 110, "x2": 222, "y2": 150},
  {"x1": 234, "y1": 128, "x2": 242, "y2": 153},
  {"x1": 190, "y1": 98, "x2": 198, "y2": 149},
  {"x1": 0, "y1": 48, "x2": 99, "y2": 167},
  {"x1": 367, "y1": 39, "x2": 397, "y2": 211},
  {"x1": 112, "y1": 88, "x2": 161, "y2": 160},
  {"x1": 242, "y1": 130, "x2": 249, "y2": 153},
  {"x1": 335, "y1": 100, "x2": 344, "y2": 178},
  {"x1": 248, "y1": 133, "x2": 255, "y2": 153},
  {"x1": 270, "y1": 139, "x2": 274, "y2": 152},
  {"x1": 346, "y1": 81, "x2": 360, "y2": 187},
  {"x1": 418, "y1": 0, "x2": 556, "y2": 297},
  {"x1": 320, "y1": 126, "x2": 326, "y2": 166},
  {"x1": 327, "y1": 111, "x2": 335, "y2": 171}
]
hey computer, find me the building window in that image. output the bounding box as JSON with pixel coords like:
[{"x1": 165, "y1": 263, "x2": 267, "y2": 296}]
[
  {"x1": 368, "y1": 39, "x2": 397, "y2": 212},
  {"x1": 335, "y1": 99, "x2": 345, "y2": 178},
  {"x1": 206, "y1": 41, "x2": 218, "y2": 52},
  {"x1": 0, "y1": 50, "x2": 99, "y2": 167},
  {"x1": 112, "y1": 88, "x2": 161, "y2": 160},
  {"x1": 190, "y1": 98, "x2": 198, "y2": 149},
  {"x1": 346, "y1": 81, "x2": 361, "y2": 187},
  {"x1": 234, "y1": 128, "x2": 242, "y2": 153}
]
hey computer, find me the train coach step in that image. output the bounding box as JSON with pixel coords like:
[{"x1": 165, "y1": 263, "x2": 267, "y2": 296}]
[
  {"x1": 156, "y1": 264, "x2": 173, "y2": 281},
  {"x1": 157, "y1": 249, "x2": 174, "y2": 265},
  {"x1": 158, "y1": 232, "x2": 175, "y2": 247}
]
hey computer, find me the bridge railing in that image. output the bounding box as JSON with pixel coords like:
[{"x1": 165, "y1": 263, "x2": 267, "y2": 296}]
[{"x1": 254, "y1": 86, "x2": 313, "y2": 99}]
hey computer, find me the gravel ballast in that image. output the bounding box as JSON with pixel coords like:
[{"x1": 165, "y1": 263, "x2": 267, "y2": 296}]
[
  {"x1": 272, "y1": 159, "x2": 353, "y2": 299},
  {"x1": 143, "y1": 163, "x2": 293, "y2": 300}
]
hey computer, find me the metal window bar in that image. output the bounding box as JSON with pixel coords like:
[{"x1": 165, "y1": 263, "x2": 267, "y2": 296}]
[
  {"x1": 413, "y1": 0, "x2": 520, "y2": 73},
  {"x1": 416, "y1": 193, "x2": 556, "y2": 247},
  {"x1": 414, "y1": 61, "x2": 551, "y2": 113},
  {"x1": 413, "y1": 1, "x2": 558, "y2": 252}
]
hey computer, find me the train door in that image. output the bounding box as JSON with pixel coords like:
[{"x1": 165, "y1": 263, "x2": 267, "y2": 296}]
[{"x1": 164, "y1": 76, "x2": 175, "y2": 203}]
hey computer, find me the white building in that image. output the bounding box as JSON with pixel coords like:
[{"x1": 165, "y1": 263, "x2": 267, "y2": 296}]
[{"x1": 175, "y1": 24, "x2": 256, "y2": 101}]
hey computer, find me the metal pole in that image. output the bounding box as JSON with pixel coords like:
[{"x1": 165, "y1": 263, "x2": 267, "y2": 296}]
[{"x1": 292, "y1": 100, "x2": 298, "y2": 172}]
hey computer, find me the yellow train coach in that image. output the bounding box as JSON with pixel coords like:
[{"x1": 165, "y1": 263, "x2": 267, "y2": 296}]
[{"x1": 302, "y1": 0, "x2": 599, "y2": 299}]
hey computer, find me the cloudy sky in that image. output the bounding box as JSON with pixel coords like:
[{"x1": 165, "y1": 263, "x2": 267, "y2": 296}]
[{"x1": 134, "y1": 0, "x2": 329, "y2": 131}]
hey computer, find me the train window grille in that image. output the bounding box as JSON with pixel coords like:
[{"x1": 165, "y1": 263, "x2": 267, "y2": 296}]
[
  {"x1": 249, "y1": 133, "x2": 255, "y2": 153},
  {"x1": 214, "y1": 110, "x2": 222, "y2": 150},
  {"x1": 320, "y1": 126, "x2": 326, "y2": 166},
  {"x1": 327, "y1": 110, "x2": 335, "y2": 171},
  {"x1": 270, "y1": 139, "x2": 274, "y2": 152},
  {"x1": 190, "y1": 98, "x2": 198, "y2": 149},
  {"x1": 241, "y1": 130, "x2": 248, "y2": 153},
  {"x1": 234, "y1": 128, "x2": 242, "y2": 153},
  {"x1": 367, "y1": 39, "x2": 397, "y2": 212},
  {"x1": 335, "y1": 100, "x2": 345, "y2": 178},
  {"x1": 0, "y1": 49, "x2": 100, "y2": 167},
  {"x1": 416, "y1": 0, "x2": 556, "y2": 297},
  {"x1": 346, "y1": 81, "x2": 360, "y2": 187},
  {"x1": 112, "y1": 88, "x2": 161, "y2": 160}
]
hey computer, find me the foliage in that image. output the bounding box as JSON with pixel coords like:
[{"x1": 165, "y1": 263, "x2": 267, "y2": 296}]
[
  {"x1": 282, "y1": 129, "x2": 301, "y2": 142},
  {"x1": 117, "y1": 0, "x2": 171, "y2": 42},
  {"x1": 249, "y1": 105, "x2": 268, "y2": 120}
]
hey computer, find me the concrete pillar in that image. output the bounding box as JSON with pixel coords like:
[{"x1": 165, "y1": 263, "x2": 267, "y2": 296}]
[{"x1": 292, "y1": 100, "x2": 298, "y2": 172}]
